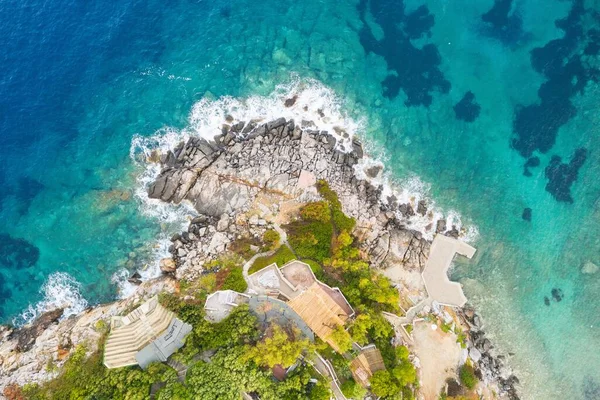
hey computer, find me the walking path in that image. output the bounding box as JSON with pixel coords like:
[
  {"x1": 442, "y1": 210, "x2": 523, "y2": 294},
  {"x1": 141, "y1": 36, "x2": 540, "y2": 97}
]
[{"x1": 311, "y1": 352, "x2": 348, "y2": 400}]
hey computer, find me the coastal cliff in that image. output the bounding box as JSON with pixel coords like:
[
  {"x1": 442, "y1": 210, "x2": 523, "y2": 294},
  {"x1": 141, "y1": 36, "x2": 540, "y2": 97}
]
[{"x1": 0, "y1": 116, "x2": 518, "y2": 399}]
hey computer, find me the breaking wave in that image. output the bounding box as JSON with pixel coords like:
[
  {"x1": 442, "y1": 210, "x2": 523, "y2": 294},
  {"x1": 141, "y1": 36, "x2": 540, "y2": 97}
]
[{"x1": 15, "y1": 272, "x2": 88, "y2": 327}]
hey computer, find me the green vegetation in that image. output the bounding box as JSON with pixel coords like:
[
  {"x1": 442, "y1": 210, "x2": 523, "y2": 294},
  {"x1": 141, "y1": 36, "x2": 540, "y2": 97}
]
[
  {"x1": 249, "y1": 244, "x2": 296, "y2": 274},
  {"x1": 262, "y1": 229, "x2": 281, "y2": 250},
  {"x1": 459, "y1": 364, "x2": 478, "y2": 390},
  {"x1": 349, "y1": 308, "x2": 394, "y2": 346},
  {"x1": 340, "y1": 378, "x2": 367, "y2": 399},
  {"x1": 245, "y1": 324, "x2": 313, "y2": 368},
  {"x1": 365, "y1": 345, "x2": 418, "y2": 399},
  {"x1": 440, "y1": 321, "x2": 452, "y2": 333},
  {"x1": 229, "y1": 236, "x2": 261, "y2": 259},
  {"x1": 328, "y1": 324, "x2": 353, "y2": 353},
  {"x1": 316, "y1": 180, "x2": 356, "y2": 232},
  {"x1": 286, "y1": 218, "x2": 333, "y2": 262},
  {"x1": 220, "y1": 266, "x2": 247, "y2": 292},
  {"x1": 300, "y1": 201, "x2": 331, "y2": 223}
]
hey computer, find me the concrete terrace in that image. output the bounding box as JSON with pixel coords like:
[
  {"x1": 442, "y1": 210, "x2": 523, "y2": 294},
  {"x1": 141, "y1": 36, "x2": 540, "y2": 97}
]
[
  {"x1": 204, "y1": 290, "x2": 250, "y2": 323},
  {"x1": 421, "y1": 234, "x2": 476, "y2": 307},
  {"x1": 248, "y1": 260, "x2": 354, "y2": 316}
]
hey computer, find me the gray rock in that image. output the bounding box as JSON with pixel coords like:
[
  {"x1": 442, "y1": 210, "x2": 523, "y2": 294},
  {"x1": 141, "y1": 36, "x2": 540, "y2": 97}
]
[
  {"x1": 417, "y1": 200, "x2": 427, "y2": 216},
  {"x1": 15, "y1": 309, "x2": 64, "y2": 352},
  {"x1": 267, "y1": 118, "x2": 286, "y2": 131},
  {"x1": 217, "y1": 214, "x2": 230, "y2": 232}
]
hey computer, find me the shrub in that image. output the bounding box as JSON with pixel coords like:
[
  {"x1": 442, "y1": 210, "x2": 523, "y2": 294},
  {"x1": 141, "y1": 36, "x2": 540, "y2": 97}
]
[
  {"x1": 370, "y1": 370, "x2": 400, "y2": 398},
  {"x1": 328, "y1": 324, "x2": 353, "y2": 353},
  {"x1": 262, "y1": 229, "x2": 281, "y2": 250},
  {"x1": 340, "y1": 379, "x2": 366, "y2": 399},
  {"x1": 300, "y1": 201, "x2": 331, "y2": 223},
  {"x1": 459, "y1": 364, "x2": 477, "y2": 390},
  {"x1": 286, "y1": 221, "x2": 332, "y2": 262},
  {"x1": 221, "y1": 267, "x2": 247, "y2": 293},
  {"x1": 249, "y1": 245, "x2": 296, "y2": 274}
]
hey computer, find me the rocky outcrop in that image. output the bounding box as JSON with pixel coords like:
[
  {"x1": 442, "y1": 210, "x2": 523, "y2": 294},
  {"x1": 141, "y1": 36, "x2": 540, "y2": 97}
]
[
  {"x1": 460, "y1": 305, "x2": 520, "y2": 399},
  {"x1": 146, "y1": 118, "x2": 458, "y2": 279},
  {"x1": 14, "y1": 309, "x2": 64, "y2": 353}
]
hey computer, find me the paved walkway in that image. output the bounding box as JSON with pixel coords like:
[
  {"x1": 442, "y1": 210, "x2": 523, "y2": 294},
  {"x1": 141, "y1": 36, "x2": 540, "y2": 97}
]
[
  {"x1": 421, "y1": 235, "x2": 476, "y2": 307},
  {"x1": 311, "y1": 352, "x2": 348, "y2": 400}
]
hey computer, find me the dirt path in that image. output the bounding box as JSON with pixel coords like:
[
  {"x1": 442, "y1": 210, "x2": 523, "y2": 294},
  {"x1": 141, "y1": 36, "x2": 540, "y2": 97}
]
[{"x1": 412, "y1": 321, "x2": 462, "y2": 400}]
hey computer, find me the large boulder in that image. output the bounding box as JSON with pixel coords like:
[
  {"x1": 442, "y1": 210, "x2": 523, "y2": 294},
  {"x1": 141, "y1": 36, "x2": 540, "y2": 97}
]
[
  {"x1": 15, "y1": 308, "x2": 64, "y2": 352},
  {"x1": 159, "y1": 258, "x2": 177, "y2": 274}
]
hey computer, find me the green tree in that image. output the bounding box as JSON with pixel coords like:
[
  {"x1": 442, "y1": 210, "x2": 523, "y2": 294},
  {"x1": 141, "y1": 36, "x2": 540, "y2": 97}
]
[
  {"x1": 328, "y1": 324, "x2": 353, "y2": 353},
  {"x1": 392, "y1": 360, "x2": 418, "y2": 386},
  {"x1": 156, "y1": 382, "x2": 193, "y2": 400},
  {"x1": 341, "y1": 378, "x2": 367, "y2": 399},
  {"x1": 245, "y1": 325, "x2": 312, "y2": 368},
  {"x1": 350, "y1": 310, "x2": 394, "y2": 345},
  {"x1": 370, "y1": 370, "x2": 401, "y2": 398},
  {"x1": 309, "y1": 381, "x2": 331, "y2": 400},
  {"x1": 300, "y1": 201, "x2": 331, "y2": 223}
]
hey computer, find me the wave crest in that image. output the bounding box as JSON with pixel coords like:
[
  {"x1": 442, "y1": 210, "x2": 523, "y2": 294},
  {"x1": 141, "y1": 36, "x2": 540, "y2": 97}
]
[{"x1": 15, "y1": 272, "x2": 88, "y2": 327}]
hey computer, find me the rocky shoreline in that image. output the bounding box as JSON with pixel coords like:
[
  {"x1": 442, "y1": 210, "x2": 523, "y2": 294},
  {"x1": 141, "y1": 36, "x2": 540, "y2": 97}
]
[{"x1": 0, "y1": 116, "x2": 519, "y2": 399}]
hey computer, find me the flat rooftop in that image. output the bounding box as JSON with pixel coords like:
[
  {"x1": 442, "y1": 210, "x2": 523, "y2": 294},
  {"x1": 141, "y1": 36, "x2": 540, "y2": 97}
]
[{"x1": 421, "y1": 234, "x2": 476, "y2": 307}]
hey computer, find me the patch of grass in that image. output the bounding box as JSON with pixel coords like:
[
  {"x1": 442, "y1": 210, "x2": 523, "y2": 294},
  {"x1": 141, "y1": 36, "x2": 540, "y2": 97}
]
[
  {"x1": 459, "y1": 364, "x2": 478, "y2": 390},
  {"x1": 286, "y1": 220, "x2": 333, "y2": 262},
  {"x1": 249, "y1": 245, "x2": 296, "y2": 274},
  {"x1": 229, "y1": 236, "x2": 261, "y2": 259},
  {"x1": 262, "y1": 229, "x2": 280, "y2": 251},
  {"x1": 220, "y1": 267, "x2": 247, "y2": 293},
  {"x1": 440, "y1": 321, "x2": 453, "y2": 333}
]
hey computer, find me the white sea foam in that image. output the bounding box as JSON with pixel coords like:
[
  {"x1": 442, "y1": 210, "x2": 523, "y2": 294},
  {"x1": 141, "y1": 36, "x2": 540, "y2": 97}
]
[
  {"x1": 186, "y1": 75, "x2": 365, "y2": 150},
  {"x1": 15, "y1": 272, "x2": 88, "y2": 327}
]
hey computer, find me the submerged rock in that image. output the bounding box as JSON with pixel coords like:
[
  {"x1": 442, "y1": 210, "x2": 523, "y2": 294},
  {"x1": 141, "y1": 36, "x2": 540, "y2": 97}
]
[
  {"x1": 582, "y1": 261, "x2": 599, "y2": 275},
  {"x1": 522, "y1": 207, "x2": 532, "y2": 222},
  {"x1": 551, "y1": 288, "x2": 564, "y2": 302}
]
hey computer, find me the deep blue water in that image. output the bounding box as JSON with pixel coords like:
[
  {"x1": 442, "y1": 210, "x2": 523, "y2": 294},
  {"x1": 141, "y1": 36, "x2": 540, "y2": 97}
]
[{"x1": 1, "y1": 0, "x2": 599, "y2": 398}]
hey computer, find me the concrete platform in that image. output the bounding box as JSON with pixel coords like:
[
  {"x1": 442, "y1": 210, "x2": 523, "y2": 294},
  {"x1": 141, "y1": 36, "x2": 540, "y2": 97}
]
[{"x1": 421, "y1": 235, "x2": 476, "y2": 307}]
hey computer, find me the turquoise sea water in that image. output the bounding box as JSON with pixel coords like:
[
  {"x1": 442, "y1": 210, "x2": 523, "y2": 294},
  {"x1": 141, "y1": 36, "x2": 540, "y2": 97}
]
[{"x1": 0, "y1": 0, "x2": 599, "y2": 397}]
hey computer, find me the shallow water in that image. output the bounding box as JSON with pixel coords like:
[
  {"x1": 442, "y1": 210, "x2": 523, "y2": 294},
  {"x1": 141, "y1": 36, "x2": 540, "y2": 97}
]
[{"x1": 0, "y1": 0, "x2": 598, "y2": 397}]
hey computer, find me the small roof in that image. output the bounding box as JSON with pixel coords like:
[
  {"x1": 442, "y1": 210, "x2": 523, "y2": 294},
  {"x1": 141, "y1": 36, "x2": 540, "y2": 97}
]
[
  {"x1": 104, "y1": 296, "x2": 179, "y2": 369},
  {"x1": 288, "y1": 282, "x2": 350, "y2": 352},
  {"x1": 350, "y1": 345, "x2": 386, "y2": 387},
  {"x1": 135, "y1": 318, "x2": 192, "y2": 368}
]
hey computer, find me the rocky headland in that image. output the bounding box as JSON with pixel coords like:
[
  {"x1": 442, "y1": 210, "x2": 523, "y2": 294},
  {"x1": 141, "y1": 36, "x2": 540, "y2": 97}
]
[{"x1": 0, "y1": 116, "x2": 519, "y2": 399}]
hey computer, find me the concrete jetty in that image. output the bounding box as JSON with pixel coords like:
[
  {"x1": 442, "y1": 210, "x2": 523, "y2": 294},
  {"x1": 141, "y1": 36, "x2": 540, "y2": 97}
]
[{"x1": 421, "y1": 234, "x2": 476, "y2": 307}]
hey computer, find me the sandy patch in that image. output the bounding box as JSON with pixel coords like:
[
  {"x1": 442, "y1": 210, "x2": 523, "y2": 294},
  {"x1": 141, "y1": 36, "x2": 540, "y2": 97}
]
[{"x1": 412, "y1": 321, "x2": 462, "y2": 400}]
